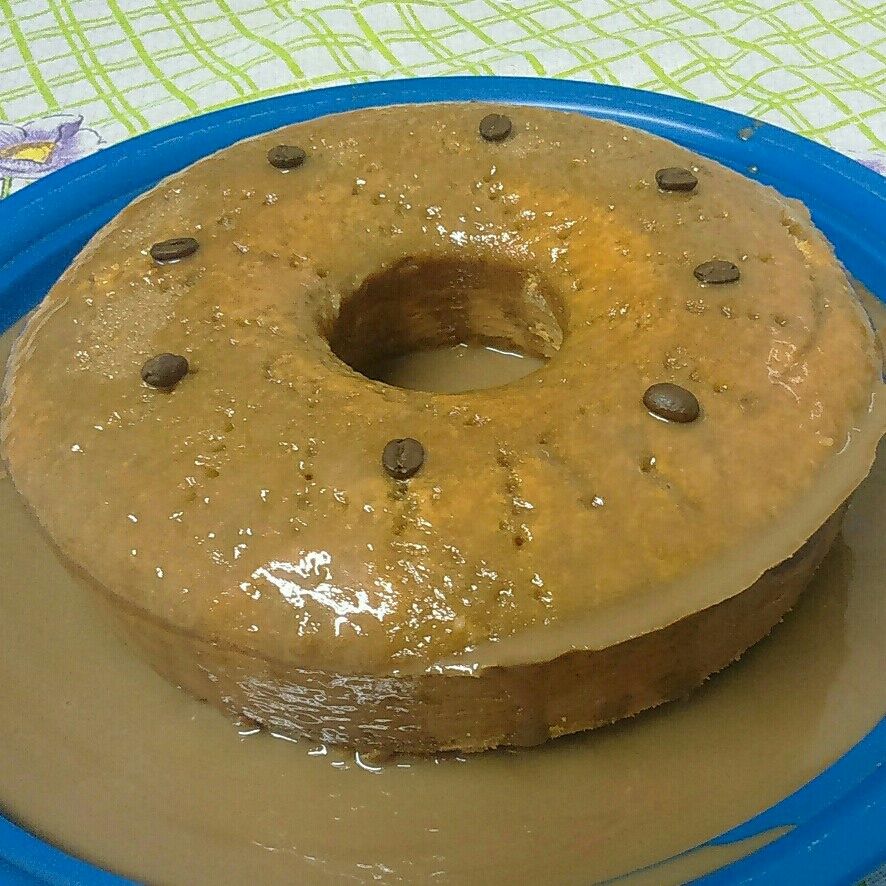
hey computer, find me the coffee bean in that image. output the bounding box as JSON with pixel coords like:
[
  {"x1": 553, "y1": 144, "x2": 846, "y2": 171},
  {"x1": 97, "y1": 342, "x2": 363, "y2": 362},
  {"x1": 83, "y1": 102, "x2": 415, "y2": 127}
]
[
  {"x1": 643, "y1": 383, "x2": 700, "y2": 423},
  {"x1": 149, "y1": 238, "x2": 199, "y2": 263},
  {"x1": 694, "y1": 260, "x2": 740, "y2": 285},
  {"x1": 655, "y1": 167, "x2": 698, "y2": 192},
  {"x1": 479, "y1": 113, "x2": 512, "y2": 142},
  {"x1": 141, "y1": 353, "x2": 189, "y2": 389},
  {"x1": 382, "y1": 438, "x2": 425, "y2": 480},
  {"x1": 267, "y1": 144, "x2": 307, "y2": 170}
]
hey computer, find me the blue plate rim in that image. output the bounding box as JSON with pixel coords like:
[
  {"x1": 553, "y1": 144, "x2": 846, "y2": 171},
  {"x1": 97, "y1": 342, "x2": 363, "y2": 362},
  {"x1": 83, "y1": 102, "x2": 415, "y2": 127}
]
[{"x1": 0, "y1": 75, "x2": 883, "y2": 886}]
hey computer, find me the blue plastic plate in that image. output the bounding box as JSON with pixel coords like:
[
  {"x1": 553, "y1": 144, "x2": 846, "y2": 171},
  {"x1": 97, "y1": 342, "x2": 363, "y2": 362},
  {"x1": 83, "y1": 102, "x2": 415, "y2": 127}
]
[{"x1": 0, "y1": 77, "x2": 883, "y2": 886}]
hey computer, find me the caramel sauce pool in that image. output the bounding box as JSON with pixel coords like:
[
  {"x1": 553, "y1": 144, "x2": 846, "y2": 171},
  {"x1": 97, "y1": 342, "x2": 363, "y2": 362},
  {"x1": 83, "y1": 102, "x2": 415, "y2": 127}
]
[
  {"x1": 0, "y1": 308, "x2": 884, "y2": 885},
  {"x1": 366, "y1": 344, "x2": 545, "y2": 393}
]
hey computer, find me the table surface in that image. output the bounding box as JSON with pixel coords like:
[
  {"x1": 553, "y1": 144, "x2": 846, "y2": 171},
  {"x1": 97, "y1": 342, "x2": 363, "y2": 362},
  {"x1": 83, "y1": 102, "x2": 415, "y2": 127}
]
[{"x1": 0, "y1": 2, "x2": 884, "y2": 884}]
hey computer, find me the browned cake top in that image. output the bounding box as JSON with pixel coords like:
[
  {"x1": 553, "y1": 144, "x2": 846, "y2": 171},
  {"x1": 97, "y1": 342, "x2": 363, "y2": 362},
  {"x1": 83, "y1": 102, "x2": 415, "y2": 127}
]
[{"x1": 2, "y1": 103, "x2": 883, "y2": 675}]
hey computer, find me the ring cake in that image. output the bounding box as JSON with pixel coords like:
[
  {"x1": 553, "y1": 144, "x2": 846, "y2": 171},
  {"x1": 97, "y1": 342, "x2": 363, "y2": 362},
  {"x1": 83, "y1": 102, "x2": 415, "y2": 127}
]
[{"x1": 2, "y1": 103, "x2": 883, "y2": 753}]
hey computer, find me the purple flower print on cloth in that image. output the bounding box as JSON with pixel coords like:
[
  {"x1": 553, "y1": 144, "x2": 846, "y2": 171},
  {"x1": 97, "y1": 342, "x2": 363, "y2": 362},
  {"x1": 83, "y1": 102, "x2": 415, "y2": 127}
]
[
  {"x1": 0, "y1": 114, "x2": 102, "y2": 197},
  {"x1": 860, "y1": 154, "x2": 886, "y2": 177},
  {"x1": 844, "y1": 150, "x2": 886, "y2": 177}
]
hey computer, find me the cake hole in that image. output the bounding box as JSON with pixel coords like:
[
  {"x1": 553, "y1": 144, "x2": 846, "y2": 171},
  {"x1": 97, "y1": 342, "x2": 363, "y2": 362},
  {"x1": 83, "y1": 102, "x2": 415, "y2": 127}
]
[{"x1": 327, "y1": 256, "x2": 565, "y2": 393}]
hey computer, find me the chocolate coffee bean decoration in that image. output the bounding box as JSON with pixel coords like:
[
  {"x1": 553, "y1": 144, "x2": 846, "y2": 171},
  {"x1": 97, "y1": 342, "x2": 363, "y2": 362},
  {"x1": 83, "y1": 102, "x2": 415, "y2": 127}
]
[
  {"x1": 643, "y1": 383, "x2": 700, "y2": 423},
  {"x1": 382, "y1": 438, "x2": 425, "y2": 479},
  {"x1": 149, "y1": 238, "x2": 199, "y2": 263},
  {"x1": 479, "y1": 113, "x2": 512, "y2": 142},
  {"x1": 655, "y1": 167, "x2": 698, "y2": 192},
  {"x1": 694, "y1": 260, "x2": 740, "y2": 285},
  {"x1": 141, "y1": 353, "x2": 189, "y2": 389},
  {"x1": 267, "y1": 145, "x2": 307, "y2": 170}
]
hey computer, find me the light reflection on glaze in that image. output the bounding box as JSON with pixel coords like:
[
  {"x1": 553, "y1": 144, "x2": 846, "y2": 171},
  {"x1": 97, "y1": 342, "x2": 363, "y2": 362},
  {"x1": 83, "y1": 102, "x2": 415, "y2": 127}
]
[
  {"x1": 766, "y1": 338, "x2": 808, "y2": 402},
  {"x1": 252, "y1": 550, "x2": 395, "y2": 637}
]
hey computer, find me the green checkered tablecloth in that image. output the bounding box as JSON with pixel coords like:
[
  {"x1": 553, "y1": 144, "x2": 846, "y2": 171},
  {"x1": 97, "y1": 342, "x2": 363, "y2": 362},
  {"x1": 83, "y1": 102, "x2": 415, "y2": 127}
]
[{"x1": 0, "y1": 0, "x2": 884, "y2": 198}]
